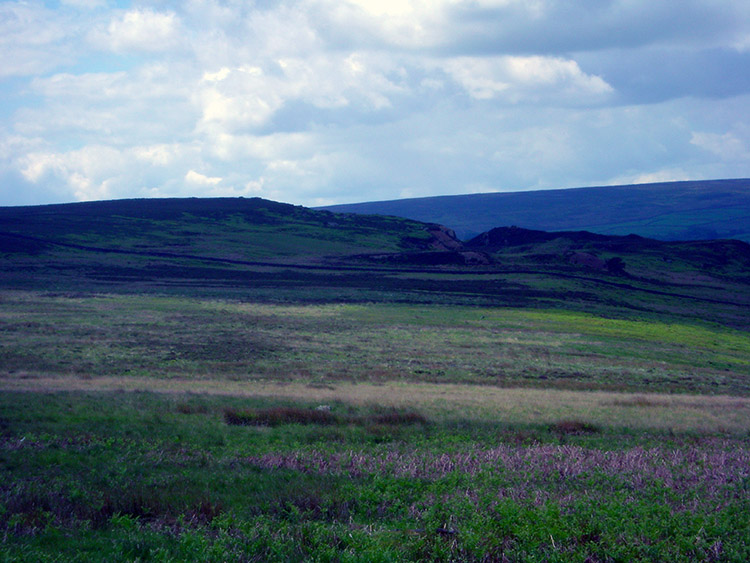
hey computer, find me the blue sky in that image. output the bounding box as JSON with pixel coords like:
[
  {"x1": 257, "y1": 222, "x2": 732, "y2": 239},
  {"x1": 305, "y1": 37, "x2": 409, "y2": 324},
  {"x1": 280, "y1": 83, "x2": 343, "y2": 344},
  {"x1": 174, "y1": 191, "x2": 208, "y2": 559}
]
[{"x1": 1, "y1": 0, "x2": 749, "y2": 207}]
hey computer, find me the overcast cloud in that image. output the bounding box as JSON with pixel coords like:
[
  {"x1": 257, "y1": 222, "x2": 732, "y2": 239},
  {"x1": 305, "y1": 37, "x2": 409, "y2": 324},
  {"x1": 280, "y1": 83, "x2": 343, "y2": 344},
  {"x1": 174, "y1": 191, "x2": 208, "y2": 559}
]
[{"x1": 1, "y1": 0, "x2": 749, "y2": 207}]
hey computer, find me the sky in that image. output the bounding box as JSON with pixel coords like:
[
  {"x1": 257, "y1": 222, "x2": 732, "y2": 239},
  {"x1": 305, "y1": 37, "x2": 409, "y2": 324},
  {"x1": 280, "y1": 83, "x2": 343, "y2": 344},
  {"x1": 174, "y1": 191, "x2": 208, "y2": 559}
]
[{"x1": 1, "y1": 0, "x2": 749, "y2": 208}]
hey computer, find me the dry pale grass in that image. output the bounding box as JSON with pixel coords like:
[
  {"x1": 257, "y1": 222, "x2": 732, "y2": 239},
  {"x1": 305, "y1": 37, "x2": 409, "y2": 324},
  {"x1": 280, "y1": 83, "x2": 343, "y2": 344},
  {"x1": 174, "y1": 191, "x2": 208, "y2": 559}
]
[{"x1": 2, "y1": 374, "x2": 750, "y2": 434}]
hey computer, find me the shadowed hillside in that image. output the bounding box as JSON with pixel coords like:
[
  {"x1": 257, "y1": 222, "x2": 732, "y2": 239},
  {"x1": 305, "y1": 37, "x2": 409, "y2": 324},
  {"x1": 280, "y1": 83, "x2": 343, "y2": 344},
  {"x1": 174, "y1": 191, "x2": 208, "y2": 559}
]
[
  {"x1": 464, "y1": 225, "x2": 750, "y2": 285},
  {"x1": 0, "y1": 197, "x2": 451, "y2": 263},
  {"x1": 319, "y1": 178, "x2": 750, "y2": 241},
  {"x1": 1, "y1": 196, "x2": 749, "y2": 330}
]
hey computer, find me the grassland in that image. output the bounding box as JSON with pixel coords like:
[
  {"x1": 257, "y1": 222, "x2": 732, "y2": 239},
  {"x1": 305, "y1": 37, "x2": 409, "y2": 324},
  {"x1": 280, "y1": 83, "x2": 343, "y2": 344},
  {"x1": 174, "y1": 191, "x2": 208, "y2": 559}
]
[
  {"x1": 2, "y1": 388, "x2": 749, "y2": 562},
  {"x1": 2, "y1": 289, "x2": 750, "y2": 561},
  {"x1": 2, "y1": 291, "x2": 748, "y2": 394},
  {"x1": 1, "y1": 196, "x2": 749, "y2": 560}
]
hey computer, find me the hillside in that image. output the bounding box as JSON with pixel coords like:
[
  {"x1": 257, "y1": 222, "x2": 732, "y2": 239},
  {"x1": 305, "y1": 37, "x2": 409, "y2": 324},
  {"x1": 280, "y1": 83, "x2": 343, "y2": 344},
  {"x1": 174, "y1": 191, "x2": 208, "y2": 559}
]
[
  {"x1": 0, "y1": 197, "x2": 446, "y2": 263},
  {"x1": 3, "y1": 207, "x2": 749, "y2": 563},
  {"x1": 1, "y1": 196, "x2": 748, "y2": 330},
  {"x1": 318, "y1": 178, "x2": 750, "y2": 241},
  {"x1": 464, "y1": 225, "x2": 750, "y2": 285}
]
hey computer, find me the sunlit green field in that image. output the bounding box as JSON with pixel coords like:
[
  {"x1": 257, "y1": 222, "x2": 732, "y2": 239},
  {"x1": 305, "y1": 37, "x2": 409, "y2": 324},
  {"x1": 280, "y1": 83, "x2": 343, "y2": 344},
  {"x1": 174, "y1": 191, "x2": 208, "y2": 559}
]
[{"x1": 2, "y1": 290, "x2": 750, "y2": 561}]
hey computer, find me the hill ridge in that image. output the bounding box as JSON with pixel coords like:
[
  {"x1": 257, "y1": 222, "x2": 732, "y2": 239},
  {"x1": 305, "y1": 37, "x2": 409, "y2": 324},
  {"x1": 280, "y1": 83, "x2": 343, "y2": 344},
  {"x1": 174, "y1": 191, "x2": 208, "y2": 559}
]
[
  {"x1": 0, "y1": 195, "x2": 453, "y2": 264},
  {"x1": 318, "y1": 178, "x2": 750, "y2": 242}
]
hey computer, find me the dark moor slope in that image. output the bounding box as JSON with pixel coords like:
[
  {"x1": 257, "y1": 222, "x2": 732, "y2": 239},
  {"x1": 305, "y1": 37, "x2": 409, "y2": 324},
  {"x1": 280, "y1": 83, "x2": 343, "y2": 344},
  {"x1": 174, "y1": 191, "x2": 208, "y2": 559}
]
[{"x1": 0, "y1": 197, "x2": 443, "y2": 262}]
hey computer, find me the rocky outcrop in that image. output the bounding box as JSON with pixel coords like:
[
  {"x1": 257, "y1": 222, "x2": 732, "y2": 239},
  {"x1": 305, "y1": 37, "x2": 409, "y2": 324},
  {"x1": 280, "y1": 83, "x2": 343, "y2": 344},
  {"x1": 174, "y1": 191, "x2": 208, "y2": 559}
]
[{"x1": 426, "y1": 224, "x2": 463, "y2": 251}]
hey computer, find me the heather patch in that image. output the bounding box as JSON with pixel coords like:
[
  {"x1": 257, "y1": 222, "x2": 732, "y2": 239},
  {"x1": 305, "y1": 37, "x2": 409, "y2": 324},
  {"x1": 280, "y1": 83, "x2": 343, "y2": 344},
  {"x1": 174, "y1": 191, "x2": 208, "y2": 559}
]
[
  {"x1": 245, "y1": 442, "x2": 750, "y2": 509},
  {"x1": 223, "y1": 405, "x2": 427, "y2": 428}
]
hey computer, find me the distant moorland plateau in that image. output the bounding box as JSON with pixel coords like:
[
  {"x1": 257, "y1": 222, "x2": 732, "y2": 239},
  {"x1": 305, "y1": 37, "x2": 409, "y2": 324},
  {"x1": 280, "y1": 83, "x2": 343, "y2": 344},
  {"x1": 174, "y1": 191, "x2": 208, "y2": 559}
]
[{"x1": 319, "y1": 178, "x2": 750, "y2": 241}]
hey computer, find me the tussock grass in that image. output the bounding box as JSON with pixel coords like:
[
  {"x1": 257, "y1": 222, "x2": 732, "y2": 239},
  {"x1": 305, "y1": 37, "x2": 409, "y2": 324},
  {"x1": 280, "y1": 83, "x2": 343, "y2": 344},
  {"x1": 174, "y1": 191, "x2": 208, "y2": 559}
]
[
  {"x1": 175, "y1": 402, "x2": 209, "y2": 415},
  {"x1": 550, "y1": 420, "x2": 600, "y2": 435},
  {"x1": 369, "y1": 410, "x2": 427, "y2": 426},
  {"x1": 2, "y1": 482, "x2": 224, "y2": 534},
  {"x1": 223, "y1": 405, "x2": 427, "y2": 428},
  {"x1": 224, "y1": 406, "x2": 338, "y2": 426},
  {"x1": 608, "y1": 395, "x2": 670, "y2": 408}
]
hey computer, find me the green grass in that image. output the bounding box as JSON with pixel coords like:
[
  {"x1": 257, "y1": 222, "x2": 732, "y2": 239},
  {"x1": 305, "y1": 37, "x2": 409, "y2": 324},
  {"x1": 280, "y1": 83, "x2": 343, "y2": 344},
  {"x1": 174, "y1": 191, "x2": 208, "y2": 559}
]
[{"x1": 2, "y1": 391, "x2": 749, "y2": 562}]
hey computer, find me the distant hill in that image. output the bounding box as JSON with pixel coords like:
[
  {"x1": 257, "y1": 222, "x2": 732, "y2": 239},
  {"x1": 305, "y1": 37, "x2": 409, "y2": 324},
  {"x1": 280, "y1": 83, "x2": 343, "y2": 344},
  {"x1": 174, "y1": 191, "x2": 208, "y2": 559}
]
[{"x1": 318, "y1": 179, "x2": 750, "y2": 242}]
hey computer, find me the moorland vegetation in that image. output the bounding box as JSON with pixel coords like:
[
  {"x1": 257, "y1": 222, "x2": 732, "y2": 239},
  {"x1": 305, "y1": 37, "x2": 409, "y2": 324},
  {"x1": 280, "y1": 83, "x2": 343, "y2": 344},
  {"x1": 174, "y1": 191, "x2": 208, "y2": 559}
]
[{"x1": 1, "y1": 196, "x2": 749, "y2": 561}]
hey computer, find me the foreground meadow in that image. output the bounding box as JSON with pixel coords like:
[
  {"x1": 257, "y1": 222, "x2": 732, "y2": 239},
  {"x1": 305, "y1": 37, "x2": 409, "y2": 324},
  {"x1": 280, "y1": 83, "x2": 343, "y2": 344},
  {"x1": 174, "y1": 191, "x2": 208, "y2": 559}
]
[
  {"x1": 2, "y1": 290, "x2": 750, "y2": 561},
  {"x1": 2, "y1": 391, "x2": 750, "y2": 562}
]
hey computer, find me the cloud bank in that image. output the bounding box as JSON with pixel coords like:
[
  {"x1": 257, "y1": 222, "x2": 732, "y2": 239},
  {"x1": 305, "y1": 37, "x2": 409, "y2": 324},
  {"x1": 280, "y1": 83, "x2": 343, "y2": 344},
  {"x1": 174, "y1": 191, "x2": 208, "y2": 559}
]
[{"x1": 1, "y1": 0, "x2": 749, "y2": 207}]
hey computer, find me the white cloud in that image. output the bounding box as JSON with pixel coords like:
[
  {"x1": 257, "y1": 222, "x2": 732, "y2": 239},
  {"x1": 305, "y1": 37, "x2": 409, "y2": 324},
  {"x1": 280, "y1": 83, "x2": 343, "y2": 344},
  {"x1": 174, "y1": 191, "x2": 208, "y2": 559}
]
[
  {"x1": 279, "y1": 53, "x2": 405, "y2": 109},
  {"x1": 192, "y1": 53, "x2": 406, "y2": 138},
  {"x1": 0, "y1": 132, "x2": 44, "y2": 163},
  {"x1": 202, "y1": 67, "x2": 234, "y2": 82},
  {"x1": 185, "y1": 169, "x2": 222, "y2": 186},
  {"x1": 19, "y1": 145, "x2": 126, "y2": 201},
  {"x1": 322, "y1": 0, "x2": 440, "y2": 48},
  {"x1": 133, "y1": 144, "x2": 187, "y2": 167},
  {"x1": 346, "y1": 0, "x2": 421, "y2": 18},
  {"x1": 16, "y1": 65, "x2": 197, "y2": 146},
  {"x1": 690, "y1": 132, "x2": 749, "y2": 161},
  {"x1": 92, "y1": 8, "x2": 181, "y2": 53},
  {"x1": 201, "y1": 131, "x2": 316, "y2": 163},
  {"x1": 444, "y1": 56, "x2": 613, "y2": 104},
  {"x1": 0, "y1": 2, "x2": 78, "y2": 78},
  {"x1": 194, "y1": 66, "x2": 282, "y2": 134},
  {"x1": 30, "y1": 70, "x2": 128, "y2": 99}
]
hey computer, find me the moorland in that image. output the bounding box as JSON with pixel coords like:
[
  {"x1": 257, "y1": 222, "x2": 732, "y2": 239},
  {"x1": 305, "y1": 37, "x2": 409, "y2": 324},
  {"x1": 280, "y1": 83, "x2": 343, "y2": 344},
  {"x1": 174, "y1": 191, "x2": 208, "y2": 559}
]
[
  {"x1": 320, "y1": 178, "x2": 750, "y2": 241},
  {"x1": 1, "y1": 196, "x2": 749, "y2": 561}
]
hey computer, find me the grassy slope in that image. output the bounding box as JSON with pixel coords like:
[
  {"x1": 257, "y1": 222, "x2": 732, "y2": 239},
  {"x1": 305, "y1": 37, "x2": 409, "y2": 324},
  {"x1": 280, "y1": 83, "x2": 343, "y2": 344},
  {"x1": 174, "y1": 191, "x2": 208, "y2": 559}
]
[
  {"x1": 318, "y1": 178, "x2": 750, "y2": 241},
  {"x1": 0, "y1": 197, "x2": 435, "y2": 262}
]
